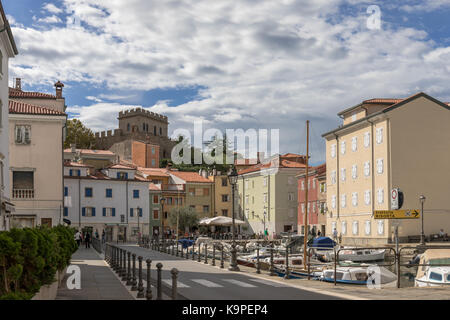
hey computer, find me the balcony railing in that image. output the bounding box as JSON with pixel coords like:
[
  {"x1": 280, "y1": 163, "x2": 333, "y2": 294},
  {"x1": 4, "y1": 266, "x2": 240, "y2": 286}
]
[{"x1": 13, "y1": 189, "x2": 34, "y2": 199}]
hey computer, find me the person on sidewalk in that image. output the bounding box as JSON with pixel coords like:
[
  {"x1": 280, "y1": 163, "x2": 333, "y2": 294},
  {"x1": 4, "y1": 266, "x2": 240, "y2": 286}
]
[
  {"x1": 102, "y1": 230, "x2": 105, "y2": 243},
  {"x1": 85, "y1": 232, "x2": 91, "y2": 248},
  {"x1": 75, "y1": 230, "x2": 81, "y2": 247}
]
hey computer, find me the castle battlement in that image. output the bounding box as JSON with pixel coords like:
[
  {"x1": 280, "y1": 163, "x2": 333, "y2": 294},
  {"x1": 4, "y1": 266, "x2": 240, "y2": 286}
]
[
  {"x1": 95, "y1": 129, "x2": 123, "y2": 139},
  {"x1": 118, "y1": 107, "x2": 168, "y2": 123}
]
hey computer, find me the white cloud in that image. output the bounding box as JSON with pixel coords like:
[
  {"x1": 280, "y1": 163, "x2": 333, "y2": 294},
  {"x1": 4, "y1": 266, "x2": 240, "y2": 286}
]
[
  {"x1": 43, "y1": 3, "x2": 63, "y2": 14},
  {"x1": 400, "y1": 0, "x2": 450, "y2": 12},
  {"x1": 8, "y1": 0, "x2": 450, "y2": 162},
  {"x1": 37, "y1": 15, "x2": 63, "y2": 24}
]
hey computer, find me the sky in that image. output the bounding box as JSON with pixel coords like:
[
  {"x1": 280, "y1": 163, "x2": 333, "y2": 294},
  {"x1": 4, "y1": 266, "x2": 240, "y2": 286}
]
[{"x1": 4, "y1": 0, "x2": 450, "y2": 164}]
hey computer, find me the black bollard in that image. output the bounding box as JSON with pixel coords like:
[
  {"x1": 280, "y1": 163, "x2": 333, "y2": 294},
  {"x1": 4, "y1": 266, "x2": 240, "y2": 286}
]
[
  {"x1": 118, "y1": 248, "x2": 123, "y2": 275},
  {"x1": 204, "y1": 244, "x2": 208, "y2": 264},
  {"x1": 156, "y1": 263, "x2": 163, "y2": 300},
  {"x1": 212, "y1": 244, "x2": 216, "y2": 266},
  {"x1": 269, "y1": 244, "x2": 276, "y2": 276},
  {"x1": 122, "y1": 251, "x2": 128, "y2": 281},
  {"x1": 146, "y1": 259, "x2": 152, "y2": 300},
  {"x1": 197, "y1": 243, "x2": 201, "y2": 262},
  {"x1": 192, "y1": 245, "x2": 195, "y2": 261},
  {"x1": 220, "y1": 245, "x2": 224, "y2": 269},
  {"x1": 256, "y1": 245, "x2": 261, "y2": 274},
  {"x1": 126, "y1": 251, "x2": 132, "y2": 284},
  {"x1": 176, "y1": 242, "x2": 179, "y2": 256},
  {"x1": 137, "y1": 256, "x2": 144, "y2": 298},
  {"x1": 284, "y1": 247, "x2": 290, "y2": 280},
  {"x1": 131, "y1": 254, "x2": 137, "y2": 291},
  {"x1": 171, "y1": 268, "x2": 179, "y2": 300},
  {"x1": 186, "y1": 246, "x2": 189, "y2": 260}
]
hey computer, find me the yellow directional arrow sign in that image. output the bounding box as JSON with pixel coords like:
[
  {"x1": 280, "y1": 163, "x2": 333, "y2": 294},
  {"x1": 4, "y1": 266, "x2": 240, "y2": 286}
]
[{"x1": 374, "y1": 210, "x2": 420, "y2": 219}]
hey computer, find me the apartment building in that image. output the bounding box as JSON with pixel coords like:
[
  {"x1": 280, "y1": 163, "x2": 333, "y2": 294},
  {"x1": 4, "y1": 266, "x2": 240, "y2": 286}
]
[
  {"x1": 9, "y1": 81, "x2": 66, "y2": 228},
  {"x1": 297, "y1": 163, "x2": 327, "y2": 236},
  {"x1": 207, "y1": 169, "x2": 233, "y2": 217},
  {"x1": 0, "y1": 3, "x2": 17, "y2": 230},
  {"x1": 64, "y1": 162, "x2": 150, "y2": 242},
  {"x1": 237, "y1": 153, "x2": 306, "y2": 236},
  {"x1": 323, "y1": 93, "x2": 450, "y2": 245}
]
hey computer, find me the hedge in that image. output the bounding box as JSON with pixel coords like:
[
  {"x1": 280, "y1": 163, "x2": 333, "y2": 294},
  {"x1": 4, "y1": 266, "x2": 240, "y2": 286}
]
[{"x1": 0, "y1": 225, "x2": 77, "y2": 300}]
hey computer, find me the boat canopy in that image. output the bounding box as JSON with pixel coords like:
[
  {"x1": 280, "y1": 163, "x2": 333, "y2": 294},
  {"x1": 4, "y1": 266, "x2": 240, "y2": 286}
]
[
  {"x1": 199, "y1": 216, "x2": 246, "y2": 226},
  {"x1": 309, "y1": 237, "x2": 336, "y2": 249}
]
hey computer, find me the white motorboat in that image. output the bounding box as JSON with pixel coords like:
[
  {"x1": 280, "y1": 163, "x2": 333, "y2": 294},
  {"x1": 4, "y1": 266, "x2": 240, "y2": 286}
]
[
  {"x1": 321, "y1": 265, "x2": 397, "y2": 287},
  {"x1": 414, "y1": 249, "x2": 450, "y2": 287},
  {"x1": 317, "y1": 248, "x2": 386, "y2": 262}
]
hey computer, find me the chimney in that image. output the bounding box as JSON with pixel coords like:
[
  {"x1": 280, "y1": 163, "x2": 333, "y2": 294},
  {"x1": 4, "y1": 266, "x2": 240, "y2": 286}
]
[
  {"x1": 54, "y1": 81, "x2": 64, "y2": 99},
  {"x1": 15, "y1": 78, "x2": 21, "y2": 90}
]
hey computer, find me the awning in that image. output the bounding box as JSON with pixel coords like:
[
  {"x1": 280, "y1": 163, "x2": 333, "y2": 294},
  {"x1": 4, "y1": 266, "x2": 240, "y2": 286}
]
[
  {"x1": 1, "y1": 200, "x2": 15, "y2": 213},
  {"x1": 199, "y1": 216, "x2": 246, "y2": 226}
]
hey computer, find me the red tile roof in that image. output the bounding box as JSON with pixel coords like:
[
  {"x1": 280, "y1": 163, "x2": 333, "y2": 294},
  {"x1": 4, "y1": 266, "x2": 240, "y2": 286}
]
[
  {"x1": 64, "y1": 161, "x2": 94, "y2": 168},
  {"x1": 9, "y1": 87, "x2": 57, "y2": 99},
  {"x1": 107, "y1": 164, "x2": 137, "y2": 170},
  {"x1": 169, "y1": 171, "x2": 212, "y2": 183},
  {"x1": 238, "y1": 154, "x2": 306, "y2": 175},
  {"x1": 137, "y1": 167, "x2": 170, "y2": 177},
  {"x1": 9, "y1": 100, "x2": 66, "y2": 116},
  {"x1": 64, "y1": 148, "x2": 116, "y2": 156}
]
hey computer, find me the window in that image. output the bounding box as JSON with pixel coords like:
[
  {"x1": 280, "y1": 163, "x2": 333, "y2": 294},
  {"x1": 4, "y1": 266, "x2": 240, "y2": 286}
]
[
  {"x1": 377, "y1": 221, "x2": 384, "y2": 235},
  {"x1": 264, "y1": 193, "x2": 268, "y2": 203},
  {"x1": 308, "y1": 179, "x2": 310, "y2": 189},
  {"x1": 63, "y1": 207, "x2": 68, "y2": 217},
  {"x1": 376, "y1": 127, "x2": 383, "y2": 144},
  {"x1": 429, "y1": 272, "x2": 443, "y2": 282},
  {"x1": 106, "y1": 189, "x2": 112, "y2": 198},
  {"x1": 160, "y1": 127, "x2": 162, "y2": 135},
  {"x1": 352, "y1": 221, "x2": 359, "y2": 235},
  {"x1": 313, "y1": 179, "x2": 316, "y2": 189},
  {"x1": 127, "y1": 123, "x2": 130, "y2": 131},
  {"x1": 82, "y1": 207, "x2": 96, "y2": 217},
  {"x1": 222, "y1": 209, "x2": 228, "y2": 216},
  {"x1": 130, "y1": 208, "x2": 134, "y2": 217},
  {"x1": 189, "y1": 188, "x2": 195, "y2": 196},
  {"x1": 64, "y1": 187, "x2": 68, "y2": 197},
  {"x1": 138, "y1": 208, "x2": 143, "y2": 217},
  {"x1": 245, "y1": 180, "x2": 248, "y2": 189},
  {"x1": 364, "y1": 161, "x2": 370, "y2": 177},
  {"x1": 85, "y1": 188, "x2": 93, "y2": 197},
  {"x1": 245, "y1": 195, "x2": 249, "y2": 205},
  {"x1": 340, "y1": 141, "x2": 346, "y2": 155},
  {"x1": 203, "y1": 188, "x2": 209, "y2": 196},
  {"x1": 153, "y1": 195, "x2": 159, "y2": 204},
  {"x1": 364, "y1": 190, "x2": 371, "y2": 205},
  {"x1": 288, "y1": 193, "x2": 294, "y2": 201},
  {"x1": 352, "y1": 165, "x2": 357, "y2": 180},
  {"x1": 352, "y1": 192, "x2": 358, "y2": 207},
  {"x1": 222, "y1": 194, "x2": 229, "y2": 202},
  {"x1": 364, "y1": 132, "x2": 370, "y2": 148},
  {"x1": 133, "y1": 190, "x2": 140, "y2": 199},
  {"x1": 102, "y1": 208, "x2": 115, "y2": 217},
  {"x1": 331, "y1": 195, "x2": 336, "y2": 209},
  {"x1": 12, "y1": 171, "x2": 34, "y2": 199},
  {"x1": 341, "y1": 221, "x2": 347, "y2": 235},
  {"x1": 301, "y1": 180, "x2": 305, "y2": 190},
  {"x1": 167, "y1": 197, "x2": 172, "y2": 205},
  {"x1": 152, "y1": 159, "x2": 156, "y2": 167},
  {"x1": 153, "y1": 210, "x2": 159, "y2": 220},
  {"x1": 331, "y1": 144, "x2": 336, "y2": 158},
  {"x1": 352, "y1": 113, "x2": 357, "y2": 122},
  {"x1": 221, "y1": 178, "x2": 228, "y2": 186},
  {"x1": 377, "y1": 188, "x2": 384, "y2": 204},
  {"x1": 263, "y1": 177, "x2": 267, "y2": 186},
  {"x1": 341, "y1": 194, "x2": 346, "y2": 208},
  {"x1": 331, "y1": 171, "x2": 336, "y2": 184},
  {"x1": 312, "y1": 202, "x2": 316, "y2": 213},
  {"x1": 76, "y1": 170, "x2": 81, "y2": 176},
  {"x1": 154, "y1": 126, "x2": 157, "y2": 135},
  {"x1": 301, "y1": 203, "x2": 305, "y2": 213},
  {"x1": 377, "y1": 158, "x2": 384, "y2": 174},
  {"x1": 320, "y1": 182, "x2": 326, "y2": 193},
  {"x1": 15, "y1": 125, "x2": 31, "y2": 144},
  {"x1": 341, "y1": 168, "x2": 346, "y2": 182},
  {"x1": 365, "y1": 220, "x2": 371, "y2": 235},
  {"x1": 203, "y1": 205, "x2": 209, "y2": 213},
  {"x1": 352, "y1": 137, "x2": 357, "y2": 152},
  {"x1": 117, "y1": 172, "x2": 128, "y2": 180},
  {"x1": 152, "y1": 147, "x2": 155, "y2": 155}
]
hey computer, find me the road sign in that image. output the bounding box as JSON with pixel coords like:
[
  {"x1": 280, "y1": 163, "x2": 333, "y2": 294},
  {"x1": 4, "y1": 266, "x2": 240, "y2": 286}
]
[
  {"x1": 374, "y1": 210, "x2": 420, "y2": 219},
  {"x1": 391, "y1": 188, "x2": 398, "y2": 209}
]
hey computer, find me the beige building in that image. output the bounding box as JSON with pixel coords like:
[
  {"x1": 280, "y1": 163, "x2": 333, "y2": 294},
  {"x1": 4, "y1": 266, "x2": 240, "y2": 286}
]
[
  {"x1": 208, "y1": 170, "x2": 233, "y2": 217},
  {"x1": 323, "y1": 93, "x2": 450, "y2": 245},
  {"x1": 9, "y1": 81, "x2": 67, "y2": 227}
]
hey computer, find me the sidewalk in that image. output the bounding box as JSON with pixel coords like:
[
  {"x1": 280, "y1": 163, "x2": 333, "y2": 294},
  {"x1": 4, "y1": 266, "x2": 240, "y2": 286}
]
[{"x1": 56, "y1": 247, "x2": 134, "y2": 300}]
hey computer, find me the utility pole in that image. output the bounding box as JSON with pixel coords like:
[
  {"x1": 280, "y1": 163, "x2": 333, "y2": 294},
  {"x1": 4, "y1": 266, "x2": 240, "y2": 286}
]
[{"x1": 303, "y1": 120, "x2": 309, "y2": 271}]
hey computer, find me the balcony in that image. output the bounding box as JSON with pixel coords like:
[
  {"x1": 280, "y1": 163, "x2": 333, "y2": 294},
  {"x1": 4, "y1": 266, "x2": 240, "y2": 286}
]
[{"x1": 13, "y1": 189, "x2": 35, "y2": 199}]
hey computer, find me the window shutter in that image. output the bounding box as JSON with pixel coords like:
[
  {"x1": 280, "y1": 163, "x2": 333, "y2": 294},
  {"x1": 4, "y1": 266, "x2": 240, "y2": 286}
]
[
  {"x1": 130, "y1": 208, "x2": 134, "y2": 217},
  {"x1": 82, "y1": 207, "x2": 86, "y2": 216},
  {"x1": 117, "y1": 172, "x2": 120, "y2": 179},
  {"x1": 92, "y1": 208, "x2": 96, "y2": 216},
  {"x1": 125, "y1": 173, "x2": 128, "y2": 180},
  {"x1": 64, "y1": 187, "x2": 68, "y2": 196},
  {"x1": 70, "y1": 169, "x2": 73, "y2": 177},
  {"x1": 64, "y1": 207, "x2": 68, "y2": 216},
  {"x1": 103, "y1": 208, "x2": 106, "y2": 217},
  {"x1": 139, "y1": 208, "x2": 143, "y2": 217},
  {"x1": 112, "y1": 208, "x2": 116, "y2": 217}
]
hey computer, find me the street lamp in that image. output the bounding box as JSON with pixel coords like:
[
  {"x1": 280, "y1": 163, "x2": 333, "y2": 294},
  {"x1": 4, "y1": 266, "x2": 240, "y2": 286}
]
[
  {"x1": 228, "y1": 166, "x2": 239, "y2": 271},
  {"x1": 420, "y1": 195, "x2": 426, "y2": 245},
  {"x1": 160, "y1": 197, "x2": 166, "y2": 244}
]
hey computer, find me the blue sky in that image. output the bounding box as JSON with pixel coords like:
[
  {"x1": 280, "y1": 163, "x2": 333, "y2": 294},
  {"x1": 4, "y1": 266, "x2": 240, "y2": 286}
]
[{"x1": 4, "y1": 0, "x2": 450, "y2": 162}]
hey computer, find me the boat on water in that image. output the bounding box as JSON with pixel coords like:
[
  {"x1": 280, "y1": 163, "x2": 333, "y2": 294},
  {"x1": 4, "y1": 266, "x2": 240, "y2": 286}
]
[
  {"x1": 415, "y1": 249, "x2": 450, "y2": 287},
  {"x1": 316, "y1": 248, "x2": 386, "y2": 262},
  {"x1": 320, "y1": 265, "x2": 397, "y2": 287}
]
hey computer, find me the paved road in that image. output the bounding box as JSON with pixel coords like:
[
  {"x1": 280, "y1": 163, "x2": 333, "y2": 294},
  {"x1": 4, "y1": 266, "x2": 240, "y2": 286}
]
[{"x1": 117, "y1": 245, "x2": 343, "y2": 300}]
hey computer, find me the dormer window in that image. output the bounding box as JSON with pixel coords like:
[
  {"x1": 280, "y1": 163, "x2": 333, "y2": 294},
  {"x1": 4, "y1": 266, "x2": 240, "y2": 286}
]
[{"x1": 117, "y1": 172, "x2": 129, "y2": 180}]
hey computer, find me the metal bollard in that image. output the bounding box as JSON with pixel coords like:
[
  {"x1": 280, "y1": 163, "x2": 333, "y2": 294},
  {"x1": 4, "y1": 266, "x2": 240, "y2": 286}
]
[
  {"x1": 204, "y1": 244, "x2": 208, "y2": 264},
  {"x1": 192, "y1": 246, "x2": 195, "y2": 261},
  {"x1": 220, "y1": 246, "x2": 224, "y2": 269},
  {"x1": 126, "y1": 251, "x2": 132, "y2": 284},
  {"x1": 186, "y1": 246, "x2": 189, "y2": 260},
  {"x1": 171, "y1": 241, "x2": 174, "y2": 256},
  {"x1": 131, "y1": 254, "x2": 137, "y2": 291},
  {"x1": 171, "y1": 268, "x2": 179, "y2": 300},
  {"x1": 118, "y1": 248, "x2": 123, "y2": 275},
  {"x1": 284, "y1": 247, "x2": 290, "y2": 280},
  {"x1": 269, "y1": 244, "x2": 275, "y2": 276},
  {"x1": 156, "y1": 263, "x2": 163, "y2": 300},
  {"x1": 212, "y1": 244, "x2": 216, "y2": 266},
  {"x1": 176, "y1": 242, "x2": 179, "y2": 256},
  {"x1": 111, "y1": 246, "x2": 116, "y2": 270},
  {"x1": 256, "y1": 245, "x2": 261, "y2": 274},
  {"x1": 122, "y1": 251, "x2": 128, "y2": 281},
  {"x1": 197, "y1": 243, "x2": 201, "y2": 262},
  {"x1": 137, "y1": 256, "x2": 144, "y2": 298},
  {"x1": 146, "y1": 259, "x2": 152, "y2": 300}
]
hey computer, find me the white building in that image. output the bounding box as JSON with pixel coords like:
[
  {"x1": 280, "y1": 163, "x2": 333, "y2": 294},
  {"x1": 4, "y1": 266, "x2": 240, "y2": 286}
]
[
  {"x1": 0, "y1": 3, "x2": 18, "y2": 230},
  {"x1": 64, "y1": 162, "x2": 150, "y2": 241}
]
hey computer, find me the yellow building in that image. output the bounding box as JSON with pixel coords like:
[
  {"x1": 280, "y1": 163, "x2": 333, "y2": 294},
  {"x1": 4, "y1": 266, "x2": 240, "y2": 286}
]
[
  {"x1": 323, "y1": 93, "x2": 450, "y2": 245},
  {"x1": 208, "y1": 170, "x2": 233, "y2": 217}
]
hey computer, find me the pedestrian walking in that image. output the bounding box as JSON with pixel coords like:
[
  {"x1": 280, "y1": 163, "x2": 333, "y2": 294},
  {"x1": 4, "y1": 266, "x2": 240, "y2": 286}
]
[
  {"x1": 85, "y1": 232, "x2": 91, "y2": 248},
  {"x1": 102, "y1": 230, "x2": 105, "y2": 243},
  {"x1": 332, "y1": 228, "x2": 338, "y2": 243},
  {"x1": 74, "y1": 230, "x2": 81, "y2": 247}
]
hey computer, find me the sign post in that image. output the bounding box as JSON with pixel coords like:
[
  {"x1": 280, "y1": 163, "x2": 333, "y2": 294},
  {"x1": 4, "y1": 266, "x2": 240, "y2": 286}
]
[{"x1": 374, "y1": 210, "x2": 420, "y2": 219}]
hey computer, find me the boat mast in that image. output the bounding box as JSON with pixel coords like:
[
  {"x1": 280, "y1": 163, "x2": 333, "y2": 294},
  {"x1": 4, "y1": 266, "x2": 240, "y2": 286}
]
[{"x1": 303, "y1": 120, "x2": 309, "y2": 271}]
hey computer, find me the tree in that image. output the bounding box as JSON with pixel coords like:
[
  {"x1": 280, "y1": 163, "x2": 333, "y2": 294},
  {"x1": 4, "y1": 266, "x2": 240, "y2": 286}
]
[
  {"x1": 168, "y1": 206, "x2": 199, "y2": 235},
  {"x1": 64, "y1": 119, "x2": 96, "y2": 149}
]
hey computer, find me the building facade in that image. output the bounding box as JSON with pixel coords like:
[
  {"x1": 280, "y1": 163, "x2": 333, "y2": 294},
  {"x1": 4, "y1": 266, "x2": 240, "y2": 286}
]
[
  {"x1": 297, "y1": 164, "x2": 327, "y2": 236},
  {"x1": 0, "y1": 3, "x2": 17, "y2": 230},
  {"x1": 207, "y1": 169, "x2": 233, "y2": 217},
  {"x1": 9, "y1": 82, "x2": 66, "y2": 228},
  {"x1": 110, "y1": 139, "x2": 160, "y2": 168},
  {"x1": 323, "y1": 93, "x2": 450, "y2": 245},
  {"x1": 237, "y1": 154, "x2": 306, "y2": 236},
  {"x1": 64, "y1": 162, "x2": 150, "y2": 242}
]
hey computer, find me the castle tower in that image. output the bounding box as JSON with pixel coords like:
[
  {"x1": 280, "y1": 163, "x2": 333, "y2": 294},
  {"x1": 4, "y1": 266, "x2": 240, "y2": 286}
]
[{"x1": 118, "y1": 107, "x2": 169, "y2": 138}]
